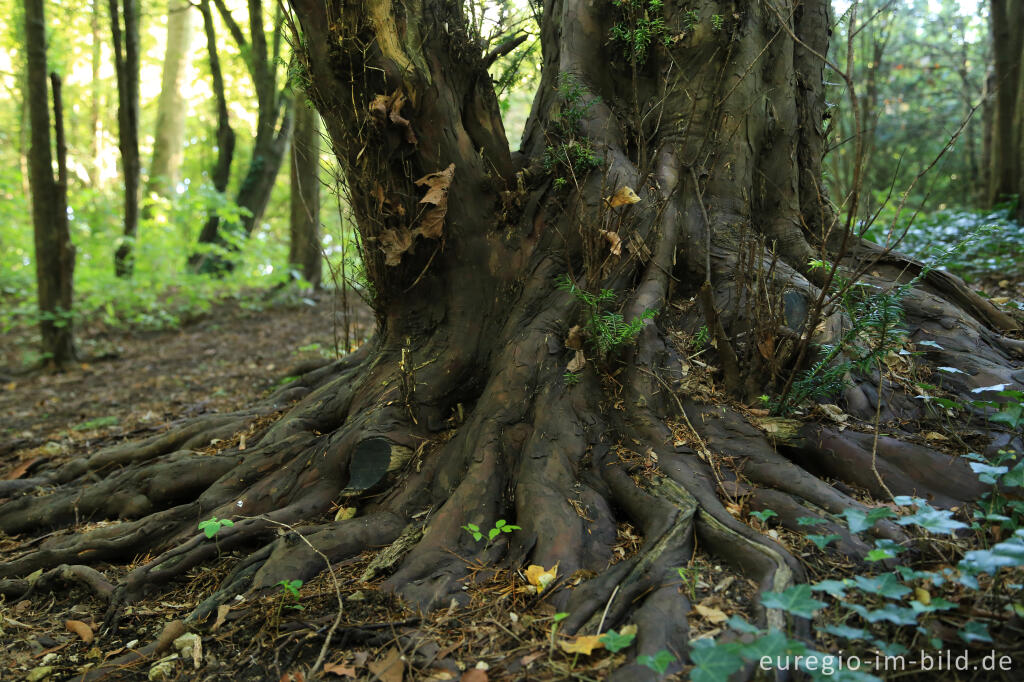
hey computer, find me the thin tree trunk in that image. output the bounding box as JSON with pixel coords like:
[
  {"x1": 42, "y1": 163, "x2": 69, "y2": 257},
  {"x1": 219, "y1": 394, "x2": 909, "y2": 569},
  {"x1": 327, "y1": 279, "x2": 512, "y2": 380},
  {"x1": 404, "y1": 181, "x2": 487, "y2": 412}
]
[
  {"x1": 987, "y1": 0, "x2": 1021, "y2": 206},
  {"x1": 110, "y1": 0, "x2": 141, "y2": 277},
  {"x1": 24, "y1": 0, "x2": 75, "y2": 369},
  {"x1": 289, "y1": 100, "x2": 321, "y2": 287},
  {"x1": 143, "y1": 0, "x2": 195, "y2": 202},
  {"x1": 89, "y1": 0, "x2": 102, "y2": 188}
]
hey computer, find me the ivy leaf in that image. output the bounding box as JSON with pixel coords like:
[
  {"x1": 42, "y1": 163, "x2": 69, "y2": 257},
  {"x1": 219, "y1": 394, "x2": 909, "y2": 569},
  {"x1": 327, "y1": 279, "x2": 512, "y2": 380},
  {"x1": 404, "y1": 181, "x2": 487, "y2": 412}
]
[
  {"x1": 841, "y1": 507, "x2": 895, "y2": 534},
  {"x1": 796, "y1": 516, "x2": 826, "y2": 526},
  {"x1": 637, "y1": 649, "x2": 676, "y2": 676},
  {"x1": 811, "y1": 579, "x2": 851, "y2": 598},
  {"x1": 821, "y1": 624, "x2": 869, "y2": 640},
  {"x1": 959, "y1": 532, "x2": 1024, "y2": 574},
  {"x1": 749, "y1": 509, "x2": 778, "y2": 523},
  {"x1": 847, "y1": 603, "x2": 918, "y2": 626},
  {"x1": 958, "y1": 621, "x2": 992, "y2": 643},
  {"x1": 761, "y1": 585, "x2": 827, "y2": 619},
  {"x1": 896, "y1": 503, "x2": 968, "y2": 534},
  {"x1": 851, "y1": 573, "x2": 911, "y2": 599},
  {"x1": 599, "y1": 627, "x2": 636, "y2": 652},
  {"x1": 969, "y1": 461, "x2": 1009, "y2": 484},
  {"x1": 807, "y1": 534, "x2": 841, "y2": 550}
]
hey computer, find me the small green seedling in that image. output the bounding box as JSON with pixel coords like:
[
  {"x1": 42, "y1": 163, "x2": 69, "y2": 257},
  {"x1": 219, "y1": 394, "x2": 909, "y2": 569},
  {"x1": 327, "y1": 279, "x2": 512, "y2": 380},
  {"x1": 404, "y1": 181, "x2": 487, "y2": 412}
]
[
  {"x1": 550, "y1": 612, "x2": 569, "y2": 654},
  {"x1": 676, "y1": 566, "x2": 700, "y2": 600},
  {"x1": 277, "y1": 579, "x2": 304, "y2": 611},
  {"x1": 749, "y1": 509, "x2": 777, "y2": 524},
  {"x1": 462, "y1": 519, "x2": 521, "y2": 545},
  {"x1": 198, "y1": 516, "x2": 234, "y2": 539},
  {"x1": 637, "y1": 649, "x2": 675, "y2": 676}
]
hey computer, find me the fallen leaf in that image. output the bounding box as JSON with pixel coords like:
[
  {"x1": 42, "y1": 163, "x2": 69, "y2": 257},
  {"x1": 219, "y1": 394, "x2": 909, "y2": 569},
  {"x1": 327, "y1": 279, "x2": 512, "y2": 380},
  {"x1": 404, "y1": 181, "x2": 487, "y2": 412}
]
[
  {"x1": 65, "y1": 619, "x2": 94, "y2": 643},
  {"x1": 620, "y1": 624, "x2": 638, "y2": 636},
  {"x1": 5, "y1": 456, "x2": 40, "y2": 480},
  {"x1": 607, "y1": 186, "x2": 641, "y2": 207},
  {"x1": 379, "y1": 228, "x2": 414, "y2": 266},
  {"x1": 694, "y1": 603, "x2": 728, "y2": 624},
  {"x1": 915, "y1": 587, "x2": 931, "y2": 605},
  {"x1": 323, "y1": 662, "x2": 357, "y2": 677},
  {"x1": 523, "y1": 564, "x2": 559, "y2": 592},
  {"x1": 212, "y1": 604, "x2": 230, "y2": 632},
  {"x1": 599, "y1": 229, "x2": 622, "y2": 256},
  {"x1": 520, "y1": 651, "x2": 544, "y2": 666},
  {"x1": 924, "y1": 432, "x2": 948, "y2": 441},
  {"x1": 335, "y1": 507, "x2": 358, "y2": 521},
  {"x1": 368, "y1": 648, "x2": 404, "y2": 682},
  {"x1": 460, "y1": 670, "x2": 488, "y2": 682},
  {"x1": 567, "y1": 350, "x2": 586, "y2": 373},
  {"x1": 368, "y1": 89, "x2": 417, "y2": 145},
  {"x1": 990, "y1": 296, "x2": 1009, "y2": 305},
  {"x1": 559, "y1": 635, "x2": 604, "y2": 655},
  {"x1": 566, "y1": 326, "x2": 585, "y2": 351}
]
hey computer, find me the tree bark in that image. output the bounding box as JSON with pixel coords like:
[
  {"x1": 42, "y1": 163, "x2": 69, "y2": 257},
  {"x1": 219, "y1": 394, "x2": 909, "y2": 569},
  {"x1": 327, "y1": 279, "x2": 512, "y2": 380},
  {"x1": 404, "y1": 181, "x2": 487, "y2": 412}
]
[
  {"x1": 2, "y1": 1, "x2": 1022, "y2": 677},
  {"x1": 24, "y1": 0, "x2": 75, "y2": 369},
  {"x1": 288, "y1": 99, "x2": 322, "y2": 287},
  {"x1": 143, "y1": 0, "x2": 195, "y2": 201},
  {"x1": 109, "y1": 0, "x2": 141, "y2": 277}
]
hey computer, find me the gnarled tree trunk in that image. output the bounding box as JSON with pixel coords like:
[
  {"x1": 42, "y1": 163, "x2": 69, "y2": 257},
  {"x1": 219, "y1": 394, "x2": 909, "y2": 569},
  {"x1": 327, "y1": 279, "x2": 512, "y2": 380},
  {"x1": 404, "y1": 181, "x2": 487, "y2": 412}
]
[{"x1": 2, "y1": 0, "x2": 1022, "y2": 678}]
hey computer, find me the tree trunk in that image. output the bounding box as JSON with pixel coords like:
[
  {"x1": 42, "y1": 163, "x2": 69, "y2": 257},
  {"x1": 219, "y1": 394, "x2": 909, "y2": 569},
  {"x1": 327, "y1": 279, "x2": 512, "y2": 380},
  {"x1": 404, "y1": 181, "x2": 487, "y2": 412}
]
[
  {"x1": 24, "y1": 0, "x2": 75, "y2": 369},
  {"x1": 88, "y1": 0, "x2": 103, "y2": 188},
  {"x1": 2, "y1": 1, "x2": 1023, "y2": 677},
  {"x1": 109, "y1": 0, "x2": 141, "y2": 277},
  {"x1": 143, "y1": 0, "x2": 195, "y2": 201},
  {"x1": 288, "y1": 99, "x2": 322, "y2": 287},
  {"x1": 987, "y1": 0, "x2": 1022, "y2": 209}
]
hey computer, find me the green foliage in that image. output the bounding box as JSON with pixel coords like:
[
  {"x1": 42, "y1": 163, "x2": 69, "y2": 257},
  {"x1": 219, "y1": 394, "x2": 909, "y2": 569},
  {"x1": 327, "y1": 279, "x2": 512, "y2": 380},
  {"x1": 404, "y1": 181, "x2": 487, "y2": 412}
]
[
  {"x1": 72, "y1": 416, "x2": 119, "y2": 431},
  {"x1": 675, "y1": 565, "x2": 699, "y2": 600},
  {"x1": 556, "y1": 274, "x2": 656, "y2": 358},
  {"x1": 609, "y1": 0, "x2": 669, "y2": 65},
  {"x1": 198, "y1": 516, "x2": 235, "y2": 539},
  {"x1": 748, "y1": 508, "x2": 778, "y2": 524},
  {"x1": 543, "y1": 75, "x2": 602, "y2": 187}
]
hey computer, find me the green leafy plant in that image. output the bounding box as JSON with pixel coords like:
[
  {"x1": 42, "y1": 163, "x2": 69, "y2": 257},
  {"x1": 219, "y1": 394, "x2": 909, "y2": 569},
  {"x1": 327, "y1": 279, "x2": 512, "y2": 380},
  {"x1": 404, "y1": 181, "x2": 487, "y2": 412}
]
[
  {"x1": 563, "y1": 370, "x2": 581, "y2": 385},
  {"x1": 198, "y1": 516, "x2": 235, "y2": 539},
  {"x1": 710, "y1": 13, "x2": 724, "y2": 31},
  {"x1": 749, "y1": 509, "x2": 777, "y2": 524},
  {"x1": 609, "y1": 0, "x2": 669, "y2": 65},
  {"x1": 462, "y1": 519, "x2": 521, "y2": 545},
  {"x1": 676, "y1": 565, "x2": 699, "y2": 600},
  {"x1": 549, "y1": 612, "x2": 569, "y2": 654},
  {"x1": 557, "y1": 274, "x2": 657, "y2": 357},
  {"x1": 544, "y1": 74, "x2": 603, "y2": 188}
]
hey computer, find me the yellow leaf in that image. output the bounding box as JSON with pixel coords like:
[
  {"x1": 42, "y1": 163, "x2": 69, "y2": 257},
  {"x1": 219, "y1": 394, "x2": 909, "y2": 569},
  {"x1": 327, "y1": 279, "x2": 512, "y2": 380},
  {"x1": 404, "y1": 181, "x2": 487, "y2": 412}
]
[
  {"x1": 558, "y1": 635, "x2": 604, "y2": 655},
  {"x1": 620, "y1": 624, "x2": 638, "y2": 636},
  {"x1": 915, "y1": 587, "x2": 931, "y2": 605},
  {"x1": 599, "y1": 230, "x2": 623, "y2": 256},
  {"x1": 990, "y1": 296, "x2": 1009, "y2": 305},
  {"x1": 524, "y1": 564, "x2": 558, "y2": 592},
  {"x1": 694, "y1": 603, "x2": 728, "y2": 624},
  {"x1": 607, "y1": 186, "x2": 641, "y2": 207},
  {"x1": 335, "y1": 506, "x2": 358, "y2": 521}
]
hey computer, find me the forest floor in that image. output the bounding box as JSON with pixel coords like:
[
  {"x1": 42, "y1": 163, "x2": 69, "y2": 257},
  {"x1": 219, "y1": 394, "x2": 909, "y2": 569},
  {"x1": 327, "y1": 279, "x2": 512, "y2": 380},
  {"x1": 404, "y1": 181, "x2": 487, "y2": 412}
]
[{"x1": 1, "y1": 276, "x2": 1022, "y2": 681}]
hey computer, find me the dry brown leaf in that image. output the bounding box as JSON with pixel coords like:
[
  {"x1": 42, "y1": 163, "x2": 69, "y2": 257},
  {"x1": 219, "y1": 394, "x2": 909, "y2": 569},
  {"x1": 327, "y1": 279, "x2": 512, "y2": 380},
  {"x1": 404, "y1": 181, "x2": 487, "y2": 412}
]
[
  {"x1": 924, "y1": 432, "x2": 948, "y2": 442},
  {"x1": 608, "y1": 186, "x2": 641, "y2": 207},
  {"x1": 368, "y1": 648, "x2": 404, "y2": 682},
  {"x1": 379, "y1": 228, "x2": 414, "y2": 266},
  {"x1": 5, "y1": 456, "x2": 40, "y2": 480},
  {"x1": 558, "y1": 635, "x2": 604, "y2": 655},
  {"x1": 566, "y1": 350, "x2": 586, "y2": 373},
  {"x1": 65, "y1": 619, "x2": 94, "y2": 643},
  {"x1": 368, "y1": 90, "x2": 417, "y2": 145},
  {"x1": 212, "y1": 604, "x2": 230, "y2": 632},
  {"x1": 565, "y1": 325, "x2": 585, "y2": 351},
  {"x1": 520, "y1": 651, "x2": 544, "y2": 666},
  {"x1": 599, "y1": 229, "x2": 622, "y2": 256},
  {"x1": 460, "y1": 670, "x2": 488, "y2": 682},
  {"x1": 416, "y1": 164, "x2": 456, "y2": 207},
  {"x1": 523, "y1": 563, "x2": 558, "y2": 592},
  {"x1": 323, "y1": 662, "x2": 357, "y2": 677},
  {"x1": 694, "y1": 603, "x2": 728, "y2": 624}
]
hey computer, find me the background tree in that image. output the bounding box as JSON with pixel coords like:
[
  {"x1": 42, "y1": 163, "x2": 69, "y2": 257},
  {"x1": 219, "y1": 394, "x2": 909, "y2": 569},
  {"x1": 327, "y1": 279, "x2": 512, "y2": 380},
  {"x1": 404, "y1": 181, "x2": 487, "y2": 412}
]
[
  {"x1": 986, "y1": 0, "x2": 1022, "y2": 220},
  {"x1": 142, "y1": 0, "x2": 195, "y2": 203},
  {"x1": 109, "y1": 0, "x2": 141, "y2": 277},
  {"x1": 288, "y1": 97, "x2": 321, "y2": 287},
  {"x1": 24, "y1": 0, "x2": 75, "y2": 368},
  {"x1": 0, "y1": 1, "x2": 1022, "y2": 677},
  {"x1": 191, "y1": 0, "x2": 294, "y2": 271}
]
